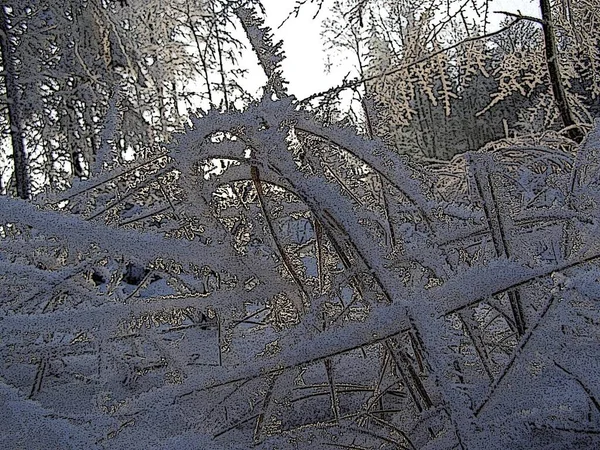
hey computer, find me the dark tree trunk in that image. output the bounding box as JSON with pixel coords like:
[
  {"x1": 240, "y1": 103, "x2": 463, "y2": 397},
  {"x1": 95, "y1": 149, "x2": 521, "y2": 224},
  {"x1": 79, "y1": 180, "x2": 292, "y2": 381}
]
[
  {"x1": 0, "y1": 5, "x2": 30, "y2": 199},
  {"x1": 539, "y1": 0, "x2": 583, "y2": 143}
]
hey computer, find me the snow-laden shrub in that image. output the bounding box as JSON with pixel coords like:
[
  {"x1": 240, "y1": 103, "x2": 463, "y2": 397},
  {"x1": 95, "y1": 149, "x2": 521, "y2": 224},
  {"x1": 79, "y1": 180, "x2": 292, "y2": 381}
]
[{"x1": 1, "y1": 99, "x2": 600, "y2": 449}]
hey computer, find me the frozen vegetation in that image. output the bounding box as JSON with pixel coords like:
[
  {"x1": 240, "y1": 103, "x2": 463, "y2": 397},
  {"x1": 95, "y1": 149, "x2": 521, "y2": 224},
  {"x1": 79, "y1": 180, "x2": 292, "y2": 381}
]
[{"x1": 1, "y1": 1, "x2": 600, "y2": 449}]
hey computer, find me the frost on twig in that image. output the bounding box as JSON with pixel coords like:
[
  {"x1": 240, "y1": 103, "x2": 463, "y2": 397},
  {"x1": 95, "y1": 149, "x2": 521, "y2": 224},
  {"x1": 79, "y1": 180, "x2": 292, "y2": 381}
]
[{"x1": 2, "y1": 93, "x2": 600, "y2": 448}]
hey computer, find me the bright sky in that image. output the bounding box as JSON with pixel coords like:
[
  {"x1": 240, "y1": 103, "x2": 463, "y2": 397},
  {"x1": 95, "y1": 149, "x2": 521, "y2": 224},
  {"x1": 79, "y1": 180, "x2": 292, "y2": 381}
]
[{"x1": 259, "y1": 0, "x2": 542, "y2": 100}]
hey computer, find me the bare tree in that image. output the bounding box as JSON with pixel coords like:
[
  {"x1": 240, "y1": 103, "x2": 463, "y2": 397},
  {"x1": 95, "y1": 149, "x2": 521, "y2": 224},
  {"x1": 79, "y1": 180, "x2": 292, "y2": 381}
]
[
  {"x1": 0, "y1": 5, "x2": 30, "y2": 199},
  {"x1": 539, "y1": 0, "x2": 583, "y2": 142}
]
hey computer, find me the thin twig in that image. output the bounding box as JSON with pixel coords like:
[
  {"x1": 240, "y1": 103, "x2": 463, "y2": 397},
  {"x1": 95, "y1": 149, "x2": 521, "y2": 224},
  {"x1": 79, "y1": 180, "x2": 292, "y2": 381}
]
[
  {"x1": 300, "y1": 19, "x2": 525, "y2": 104},
  {"x1": 494, "y1": 10, "x2": 545, "y2": 25},
  {"x1": 251, "y1": 165, "x2": 309, "y2": 312},
  {"x1": 324, "y1": 358, "x2": 340, "y2": 422},
  {"x1": 475, "y1": 295, "x2": 556, "y2": 416},
  {"x1": 554, "y1": 361, "x2": 600, "y2": 414}
]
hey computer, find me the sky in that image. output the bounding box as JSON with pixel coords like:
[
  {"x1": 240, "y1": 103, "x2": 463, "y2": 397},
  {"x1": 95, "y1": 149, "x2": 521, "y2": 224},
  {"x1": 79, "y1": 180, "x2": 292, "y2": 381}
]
[{"x1": 259, "y1": 0, "x2": 542, "y2": 100}]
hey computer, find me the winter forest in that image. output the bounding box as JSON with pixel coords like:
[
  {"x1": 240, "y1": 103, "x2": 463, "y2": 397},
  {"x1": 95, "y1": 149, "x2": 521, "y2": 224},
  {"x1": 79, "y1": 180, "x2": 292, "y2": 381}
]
[{"x1": 1, "y1": 0, "x2": 600, "y2": 448}]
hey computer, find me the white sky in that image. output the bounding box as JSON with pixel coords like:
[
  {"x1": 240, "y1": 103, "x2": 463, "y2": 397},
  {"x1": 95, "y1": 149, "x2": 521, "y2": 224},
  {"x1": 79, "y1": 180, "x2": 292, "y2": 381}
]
[{"x1": 259, "y1": 0, "x2": 542, "y2": 100}]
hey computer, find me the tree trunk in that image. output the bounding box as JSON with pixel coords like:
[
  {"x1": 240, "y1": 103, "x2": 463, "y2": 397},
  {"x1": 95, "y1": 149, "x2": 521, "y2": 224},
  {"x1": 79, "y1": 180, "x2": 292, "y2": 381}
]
[
  {"x1": 0, "y1": 5, "x2": 30, "y2": 199},
  {"x1": 539, "y1": 0, "x2": 583, "y2": 143}
]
